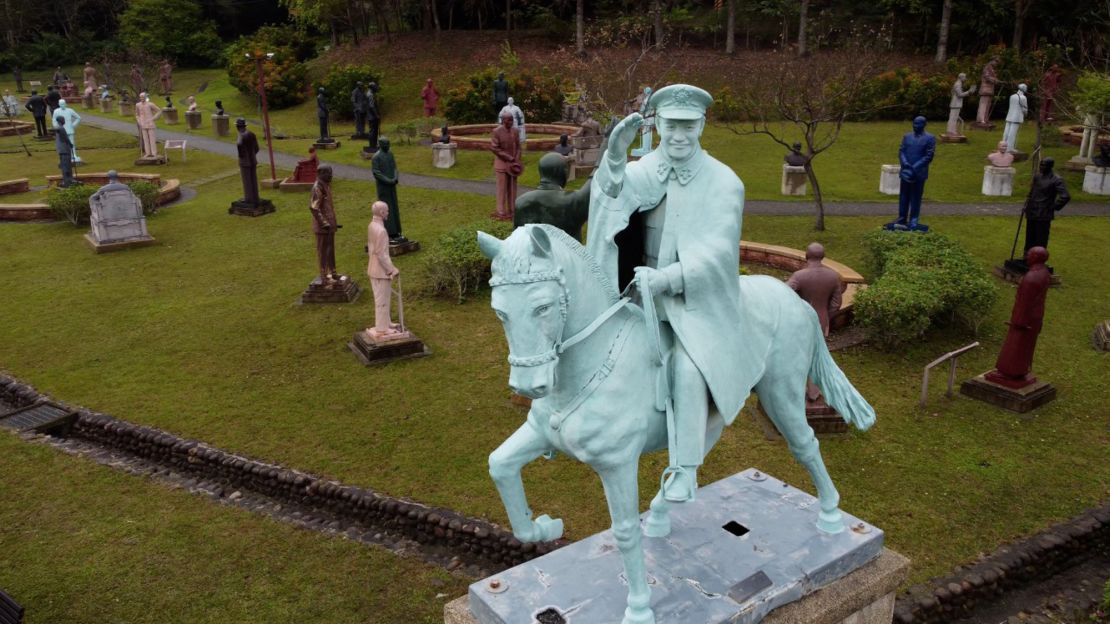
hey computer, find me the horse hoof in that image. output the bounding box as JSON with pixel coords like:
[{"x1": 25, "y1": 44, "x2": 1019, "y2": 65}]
[
  {"x1": 643, "y1": 513, "x2": 670, "y2": 538},
  {"x1": 534, "y1": 514, "x2": 564, "y2": 541},
  {"x1": 816, "y1": 509, "x2": 845, "y2": 534}
]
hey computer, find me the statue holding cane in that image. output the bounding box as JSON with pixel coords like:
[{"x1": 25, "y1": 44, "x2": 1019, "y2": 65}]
[{"x1": 367, "y1": 200, "x2": 403, "y2": 338}]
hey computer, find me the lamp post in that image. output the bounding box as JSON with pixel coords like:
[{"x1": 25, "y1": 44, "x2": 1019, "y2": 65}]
[{"x1": 246, "y1": 51, "x2": 278, "y2": 185}]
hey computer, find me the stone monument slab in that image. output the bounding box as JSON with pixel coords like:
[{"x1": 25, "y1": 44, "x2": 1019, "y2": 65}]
[
  {"x1": 85, "y1": 183, "x2": 155, "y2": 253},
  {"x1": 781, "y1": 164, "x2": 807, "y2": 196},
  {"x1": 1083, "y1": 166, "x2": 1109, "y2": 195},
  {"x1": 464, "y1": 469, "x2": 884, "y2": 624},
  {"x1": 432, "y1": 142, "x2": 457, "y2": 169},
  {"x1": 982, "y1": 165, "x2": 1016, "y2": 196},
  {"x1": 879, "y1": 165, "x2": 900, "y2": 195}
]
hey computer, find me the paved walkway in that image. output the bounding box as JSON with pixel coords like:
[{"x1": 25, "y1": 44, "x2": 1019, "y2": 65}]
[{"x1": 80, "y1": 112, "x2": 1110, "y2": 216}]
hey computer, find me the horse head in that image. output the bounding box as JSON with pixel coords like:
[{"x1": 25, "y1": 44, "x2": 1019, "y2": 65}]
[{"x1": 479, "y1": 226, "x2": 569, "y2": 399}]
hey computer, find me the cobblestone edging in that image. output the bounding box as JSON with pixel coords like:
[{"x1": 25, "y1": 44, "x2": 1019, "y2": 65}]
[
  {"x1": 0, "y1": 373, "x2": 566, "y2": 577},
  {"x1": 893, "y1": 504, "x2": 1110, "y2": 623}
]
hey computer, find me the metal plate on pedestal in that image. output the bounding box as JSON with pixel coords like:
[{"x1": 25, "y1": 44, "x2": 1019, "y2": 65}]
[
  {"x1": 0, "y1": 401, "x2": 78, "y2": 435},
  {"x1": 468, "y1": 468, "x2": 884, "y2": 624}
]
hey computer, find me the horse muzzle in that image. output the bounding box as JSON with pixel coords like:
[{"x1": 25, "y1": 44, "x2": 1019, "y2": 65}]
[{"x1": 507, "y1": 349, "x2": 558, "y2": 399}]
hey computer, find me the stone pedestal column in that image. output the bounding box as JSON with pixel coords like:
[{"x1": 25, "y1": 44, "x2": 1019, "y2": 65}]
[
  {"x1": 1083, "y1": 166, "x2": 1109, "y2": 195},
  {"x1": 432, "y1": 142, "x2": 457, "y2": 169},
  {"x1": 781, "y1": 164, "x2": 807, "y2": 196},
  {"x1": 1067, "y1": 113, "x2": 1101, "y2": 171},
  {"x1": 81, "y1": 94, "x2": 94, "y2": 109},
  {"x1": 212, "y1": 115, "x2": 230, "y2": 137},
  {"x1": 185, "y1": 111, "x2": 202, "y2": 130},
  {"x1": 982, "y1": 166, "x2": 1016, "y2": 196},
  {"x1": 162, "y1": 108, "x2": 178, "y2": 124},
  {"x1": 99, "y1": 99, "x2": 113, "y2": 113},
  {"x1": 879, "y1": 165, "x2": 900, "y2": 195},
  {"x1": 118, "y1": 101, "x2": 135, "y2": 116}
]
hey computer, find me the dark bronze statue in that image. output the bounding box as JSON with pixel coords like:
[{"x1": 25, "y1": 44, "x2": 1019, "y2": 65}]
[
  {"x1": 1022, "y1": 157, "x2": 1070, "y2": 256},
  {"x1": 492, "y1": 71, "x2": 509, "y2": 117},
  {"x1": 371, "y1": 137, "x2": 405, "y2": 242},
  {"x1": 784, "y1": 142, "x2": 807, "y2": 166},
  {"x1": 316, "y1": 87, "x2": 333, "y2": 143},
  {"x1": 513, "y1": 153, "x2": 591, "y2": 241},
  {"x1": 236, "y1": 118, "x2": 260, "y2": 205}
]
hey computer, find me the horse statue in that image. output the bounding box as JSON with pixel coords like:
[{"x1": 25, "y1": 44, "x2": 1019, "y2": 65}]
[{"x1": 478, "y1": 224, "x2": 875, "y2": 624}]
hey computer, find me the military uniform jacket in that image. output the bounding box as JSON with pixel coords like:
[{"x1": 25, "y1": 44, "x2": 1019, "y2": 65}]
[
  {"x1": 24, "y1": 95, "x2": 46, "y2": 117},
  {"x1": 587, "y1": 148, "x2": 756, "y2": 422},
  {"x1": 1025, "y1": 173, "x2": 1070, "y2": 221},
  {"x1": 236, "y1": 130, "x2": 259, "y2": 167},
  {"x1": 309, "y1": 180, "x2": 336, "y2": 233}
]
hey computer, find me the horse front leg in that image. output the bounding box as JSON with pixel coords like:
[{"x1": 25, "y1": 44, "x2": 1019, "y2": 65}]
[
  {"x1": 489, "y1": 421, "x2": 564, "y2": 542},
  {"x1": 598, "y1": 460, "x2": 655, "y2": 624}
]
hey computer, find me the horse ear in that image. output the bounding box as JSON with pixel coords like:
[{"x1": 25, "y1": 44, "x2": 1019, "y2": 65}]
[
  {"x1": 476, "y1": 231, "x2": 502, "y2": 260},
  {"x1": 529, "y1": 226, "x2": 552, "y2": 258}
]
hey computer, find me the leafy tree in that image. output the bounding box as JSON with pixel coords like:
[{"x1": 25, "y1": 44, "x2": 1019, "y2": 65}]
[
  {"x1": 225, "y1": 26, "x2": 311, "y2": 109},
  {"x1": 119, "y1": 0, "x2": 223, "y2": 67}
]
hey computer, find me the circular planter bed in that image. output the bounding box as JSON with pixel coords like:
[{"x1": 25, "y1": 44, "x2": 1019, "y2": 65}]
[
  {"x1": 430, "y1": 123, "x2": 581, "y2": 152},
  {"x1": 0, "y1": 119, "x2": 34, "y2": 137}
]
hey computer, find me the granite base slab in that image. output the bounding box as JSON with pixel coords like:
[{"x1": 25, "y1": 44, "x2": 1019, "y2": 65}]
[
  {"x1": 464, "y1": 469, "x2": 884, "y2": 624},
  {"x1": 389, "y1": 239, "x2": 421, "y2": 256},
  {"x1": 313, "y1": 140, "x2": 340, "y2": 150},
  {"x1": 348, "y1": 329, "x2": 430, "y2": 365},
  {"x1": 960, "y1": 372, "x2": 1057, "y2": 413},
  {"x1": 228, "y1": 199, "x2": 276, "y2": 217},
  {"x1": 84, "y1": 232, "x2": 156, "y2": 254},
  {"x1": 300, "y1": 276, "x2": 361, "y2": 304},
  {"x1": 993, "y1": 263, "x2": 1062, "y2": 287}
]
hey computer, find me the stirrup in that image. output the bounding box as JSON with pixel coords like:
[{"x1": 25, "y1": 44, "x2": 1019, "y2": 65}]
[{"x1": 660, "y1": 465, "x2": 695, "y2": 503}]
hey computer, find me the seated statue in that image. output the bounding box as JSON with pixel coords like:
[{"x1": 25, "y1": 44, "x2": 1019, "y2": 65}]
[
  {"x1": 514, "y1": 152, "x2": 590, "y2": 241},
  {"x1": 291, "y1": 146, "x2": 319, "y2": 183}
]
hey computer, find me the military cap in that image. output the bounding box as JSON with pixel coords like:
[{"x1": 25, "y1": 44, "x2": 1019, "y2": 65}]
[{"x1": 651, "y1": 84, "x2": 713, "y2": 120}]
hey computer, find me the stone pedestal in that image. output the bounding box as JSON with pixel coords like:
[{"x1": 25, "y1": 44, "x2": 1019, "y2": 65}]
[
  {"x1": 1092, "y1": 320, "x2": 1110, "y2": 351},
  {"x1": 185, "y1": 111, "x2": 202, "y2": 130},
  {"x1": 99, "y1": 99, "x2": 113, "y2": 113},
  {"x1": 781, "y1": 164, "x2": 807, "y2": 196},
  {"x1": 212, "y1": 115, "x2": 230, "y2": 137},
  {"x1": 994, "y1": 262, "x2": 1062, "y2": 287},
  {"x1": 134, "y1": 155, "x2": 167, "y2": 166},
  {"x1": 939, "y1": 132, "x2": 967, "y2": 143},
  {"x1": 314, "y1": 139, "x2": 340, "y2": 150},
  {"x1": 563, "y1": 155, "x2": 577, "y2": 182},
  {"x1": 162, "y1": 108, "x2": 178, "y2": 124},
  {"x1": 278, "y1": 177, "x2": 314, "y2": 192},
  {"x1": 454, "y1": 469, "x2": 896, "y2": 624},
  {"x1": 389, "y1": 239, "x2": 421, "y2": 257},
  {"x1": 754, "y1": 397, "x2": 847, "y2": 441},
  {"x1": 348, "y1": 328, "x2": 430, "y2": 365},
  {"x1": 1066, "y1": 156, "x2": 1092, "y2": 172},
  {"x1": 300, "y1": 276, "x2": 361, "y2": 304},
  {"x1": 960, "y1": 372, "x2": 1056, "y2": 413},
  {"x1": 432, "y1": 142, "x2": 457, "y2": 169},
  {"x1": 118, "y1": 101, "x2": 135, "y2": 116},
  {"x1": 982, "y1": 165, "x2": 1016, "y2": 196},
  {"x1": 1083, "y1": 166, "x2": 1109, "y2": 195},
  {"x1": 228, "y1": 198, "x2": 275, "y2": 217},
  {"x1": 879, "y1": 165, "x2": 900, "y2": 195},
  {"x1": 82, "y1": 94, "x2": 94, "y2": 109}
]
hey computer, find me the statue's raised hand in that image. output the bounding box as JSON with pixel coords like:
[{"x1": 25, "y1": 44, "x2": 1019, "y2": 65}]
[{"x1": 606, "y1": 112, "x2": 644, "y2": 163}]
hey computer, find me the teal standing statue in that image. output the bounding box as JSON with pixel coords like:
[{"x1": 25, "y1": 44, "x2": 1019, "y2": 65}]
[{"x1": 478, "y1": 84, "x2": 876, "y2": 624}]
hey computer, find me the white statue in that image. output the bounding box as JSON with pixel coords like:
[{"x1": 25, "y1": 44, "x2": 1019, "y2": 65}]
[
  {"x1": 944, "y1": 73, "x2": 976, "y2": 137},
  {"x1": 52, "y1": 99, "x2": 82, "y2": 162},
  {"x1": 498, "y1": 96, "x2": 526, "y2": 144},
  {"x1": 135, "y1": 92, "x2": 163, "y2": 159},
  {"x1": 1001, "y1": 84, "x2": 1028, "y2": 154}
]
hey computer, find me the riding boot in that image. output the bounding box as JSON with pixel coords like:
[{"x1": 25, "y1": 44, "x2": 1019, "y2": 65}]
[{"x1": 663, "y1": 340, "x2": 708, "y2": 503}]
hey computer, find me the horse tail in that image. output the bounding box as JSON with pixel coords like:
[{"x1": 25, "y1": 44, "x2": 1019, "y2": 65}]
[{"x1": 808, "y1": 319, "x2": 876, "y2": 431}]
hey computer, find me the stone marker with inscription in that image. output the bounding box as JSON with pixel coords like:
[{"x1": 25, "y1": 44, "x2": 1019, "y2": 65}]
[{"x1": 85, "y1": 170, "x2": 155, "y2": 253}]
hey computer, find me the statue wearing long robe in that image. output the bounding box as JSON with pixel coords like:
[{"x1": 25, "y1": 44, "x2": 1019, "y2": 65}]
[{"x1": 371, "y1": 138, "x2": 403, "y2": 240}]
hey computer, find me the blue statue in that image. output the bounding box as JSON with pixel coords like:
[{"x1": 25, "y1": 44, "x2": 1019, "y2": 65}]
[
  {"x1": 887, "y1": 115, "x2": 935, "y2": 232},
  {"x1": 479, "y1": 83, "x2": 876, "y2": 624}
]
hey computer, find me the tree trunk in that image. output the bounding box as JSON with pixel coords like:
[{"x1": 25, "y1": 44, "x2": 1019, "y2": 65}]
[
  {"x1": 329, "y1": 18, "x2": 339, "y2": 47},
  {"x1": 797, "y1": 0, "x2": 809, "y2": 56},
  {"x1": 1012, "y1": 0, "x2": 1029, "y2": 52},
  {"x1": 506, "y1": 0, "x2": 511, "y2": 32},
  {"x1": 934, "y1": 0, "x2": 952, "y2": 62},
  {"x1": 576, "y1": 0, "x2": 585, "y2": 55},
  {"x1": 805, "y1": 161, "x2": 825, "y2": 231},
  {"x1": 725, "y1": 0, "x2": 735, "y2": 55},
  {"x1": 652, "y1": 0, "x2": 664, "y2": 47},
  {"x1": 429, "y1": 0, "x2": 441, "y2": 32}
]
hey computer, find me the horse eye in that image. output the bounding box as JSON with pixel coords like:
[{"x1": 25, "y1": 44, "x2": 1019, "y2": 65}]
[{"x1": 535, "y1": 304, "x2": 551, "y2": 316}]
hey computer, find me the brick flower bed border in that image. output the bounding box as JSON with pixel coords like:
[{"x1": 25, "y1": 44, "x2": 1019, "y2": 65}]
[
  {"x1": 0, "y1": 176, "x2": 182, "y2": 222},
  {"x1": 430, "y1": 123, "x2": 580, "y2": 151},
  {"x1": 892, "y1": 504, "x2": 1110, "y2": 623},
  {"x1": 0, "y1": 373, "x2": 566, "y2": 573}
]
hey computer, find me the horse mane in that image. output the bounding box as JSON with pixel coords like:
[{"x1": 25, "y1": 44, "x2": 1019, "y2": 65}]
[{"x1": 494, "y1": 225, "x2": 618, "y2": 303}]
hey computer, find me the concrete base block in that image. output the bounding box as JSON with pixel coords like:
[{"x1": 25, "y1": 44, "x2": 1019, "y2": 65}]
[
  {"x1": 185, "y1": 111, "x2": 202, "y2": 130},
  {"x1": 389, "y1": 239, "x2": 421, "y2": 257},
  {"x1": 228, "y1": 199, "x2": 275, "y2": 217},
  {"x1": 960, "y1": 372, "x2": 1057, "y2": 413},
  {"x1": 162, "y1": 108, "x2": 179, "y2": 124},
  {"x1": 84, "y1": 232, "x2": 156, "y2": 254},
  {"x1": 278, "y1": 178, "x2": 314, "y2": 192},
  {"x1": 781, "y1": 164, "x2": 807, "y2": 196},
  {"x1": 982, "y1": 165, "x2": 1015, "y2": 196},
  {"x1": 300, "y1": 276, "x2": 361, "y2": 304},
  {"x1": 432, "y1": 142, "x2": 457, "y2": 169},
  {"x1": 879, "y1": 165, "x2": 900, "y2": 195},
  {"x1": 939, "y1": 133, "x2": 967, "y2": 143},
  {"x1": 314, "y1": 140, "x2": 340, "y2": 150},
  {"x1": 260, "y1": 178, "x2": 282, "y2": 190},
  {"x1": 1083, "y1": 166, "x2": 1109, "y2": 195},
  {"x1": 349, "y1": 329, "x2": 430, "y2": 365},
  {"x1": 212, "y1": 115, "x2": 230, "y2": 137},
  {"x1": 134, "y1": 155, "x2": 167, "y2": 166}
]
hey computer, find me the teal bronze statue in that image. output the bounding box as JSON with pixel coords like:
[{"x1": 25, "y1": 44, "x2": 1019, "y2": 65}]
[{"x1": 479, "y1": 84, "x2": 876, "y2": 624}]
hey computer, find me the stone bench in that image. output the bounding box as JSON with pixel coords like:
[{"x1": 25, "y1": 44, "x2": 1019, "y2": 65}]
[
  {"x1": 0, "y1": 179, "x2": 30, "y2": 195},
  {"x1": 0, "y1": 203, "x2": 51, "y2": 221},
  {"x1": 740, "y1": 241, "x2": 867, "y2": 330}
]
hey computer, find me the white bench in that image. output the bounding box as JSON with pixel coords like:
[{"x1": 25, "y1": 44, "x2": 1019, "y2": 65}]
[{"x1": 163, "y1": 139, "x2": 187, "y2": 163}]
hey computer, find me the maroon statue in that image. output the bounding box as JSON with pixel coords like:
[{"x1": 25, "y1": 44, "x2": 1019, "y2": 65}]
[
  {"x1": 1039, "y1": 65, "x2": 1062, "y2": 123},
  {"x1": 986, "y1": 247, "x2": 1050, "y2": 389},
  {"x1": 787, "y1": 242, "x2": 843, "y2": 336}
]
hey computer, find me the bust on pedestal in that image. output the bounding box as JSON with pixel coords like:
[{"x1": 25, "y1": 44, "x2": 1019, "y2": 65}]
[
  {"x1": 161, "y1": 96, "x2": 179, "y2": 124},
  {"x1": 212, "y1": 100, "x2": 229, "y2": 136},
  {"x1": 85, "y1": 170, "x2": 156, "y2": 253},
  {"x1": 982, "y1": 141, "x2": 1016, "y2": 196},
  {"x1": 781, "y1": 142, "x2": 808, "y2": 195},
  {"x1": 228, "y1": 118, "x2": 276, "y2": 217},
  {"x1": 432, "y1": 125, "x2": 457, "y2": 169},
  {"x1": 184, "y1": 96, "x2": 202, "y2": 129}
]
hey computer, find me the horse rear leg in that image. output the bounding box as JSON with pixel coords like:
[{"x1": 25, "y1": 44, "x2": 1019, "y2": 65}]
[
  {"x1": 598, "y1": 461, "x2": 655, "y2": 624},
  {"x1": 489, "y1": 422, "x2": 563, "y2": 542},
  {"x1": 755, "y1": 375, "x2": 845, "y2": 534}
]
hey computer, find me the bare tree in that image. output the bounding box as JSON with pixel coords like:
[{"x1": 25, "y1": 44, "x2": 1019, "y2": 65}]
[
  {"x1": 567, "y1": 34, "x2": 673, "y2": 119},
  {"x1": 721, "y1": 46, "x2": 883, "y2": 231}
]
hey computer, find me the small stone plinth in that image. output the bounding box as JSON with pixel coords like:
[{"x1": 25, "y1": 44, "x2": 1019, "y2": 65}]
[
  {"x1": 879, "y1": 164, "x2": 900, "y2": 195},
  {"x1": 213, "y1": 115, "x2": 230, "y2": 137},
  {"x1": 781, "y1": 164, "x2": 807, "y2": 196},
  {"x1": 971, "y1": 121, "x2": 996, "y2": 130},
  {"x1": 134, "y1": 155, "x2": 167, "y2": 166},
  {"x1": 1083, "y1": 166, "x2": 1109, "y2": 195},
  {"x1": 0, "y1": 178, "x2": 30, "y2": 195},
  {"x1": 118, "y1": 101, "x2": 135, "y2": 116},
  {"x1": 300, "y1": 276, "x2": 361, "y2": 304},
  {"x1": 939, "y1": 132, "x2": 967, "y2": 143},
  {"x1": 455, "y1": 469, "x2": 896, "y2": 624},
  {"x1": 228, "y1": 199, "x2": 275, "y2": 217},
  {"x1": 98, "y1": 99, "x2": 113, "y2": 113},
  {"x1": 982, "y1": 165, "x2": 1016, "y2": 196},
  {"x1": 162, "y1": 108, "x2": 179, "y2": 124},
  {"x1": 82, "y1": 94, "x2": 94, "y2": 109},
  {"x1": 260, "y1": 178, "x2": 282, "y2": 190},
  {"x1": 389, "y1": 239, "x2": 421, "y2": 257},
  {"x1": 314, "y1": 140, "x2": 340, "y2": 150},
  {"x1": 960, "y1": 372, "x2": 1056, "y2": 413},
  {"x1": 278, "y1": 178, "x2": 314, "y2": 192},
  {"x1": 349, "y1": 328, "x2": 430, "y2": 365},
  {"x1": 1093, "y1": 320, "x2": 1110, "y2": 351},
  {"x1": 432, "y1": 142, "x2": 457, "y2": 169},
  {"x1": 84, "y1": 231, "x2": 156, "y2": 254},
  {"x1": 994, "y1": 262, "x2": 1062, "y2": 287},
  {"x1": 185, "y1": 111, "x2": 202, "y2": 130}
]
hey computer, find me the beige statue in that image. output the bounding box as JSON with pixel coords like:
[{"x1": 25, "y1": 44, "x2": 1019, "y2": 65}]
[
  {"x1": 987, "y1": 141, "x2": 1015, "y2": 167},
  {"x1": 944, "y1": 73, "x2": 976, "y2": 137},
  {"x1": 186, "y1": 96, "x2": 197, "y2": 112},
  {"x1": 135, "y1": 92, "x2": 162, "y2": 158},
  {"x1": 367, "y1": 200, "x2": 402, "y2": 337}
]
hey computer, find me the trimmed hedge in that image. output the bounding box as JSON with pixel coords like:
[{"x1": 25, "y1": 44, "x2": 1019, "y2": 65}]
[
  {"x1": 423, "y1": 220, "x2": 514, "y2": 303},
  {"x1": 48, "y1": 181, "x2": 162, "y2": 226},
  {"x1": 854, "y1": 230, "x2": 997, "y2": 348}
]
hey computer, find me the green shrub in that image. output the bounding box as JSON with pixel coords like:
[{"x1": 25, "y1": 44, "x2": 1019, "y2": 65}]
[
  {"x1": 47, "y1": 181, "x2": 162, "y2": 225},
  {"x1": 444, "y1": 67, "x2": 567, "y2": 125},
  {"x1": 423, "y1": 220, "x2": 514, "y2": 303},
  {"x1": 119, "y1": 0, "x2": 223, "y2": 67},
  {"x1": 226, "y1": 26, "x2": 311, "y2": 109},
  {"x1": 857, "y1": 68, "x2": 950, "y2": 121},
  {"x1": 854, "y1": 230, "x2": 997, "y2": 348},
  {"x1": 128, "y1": 181, "x2": 160, "y2": 216},
  {"x1": 316, "y1": 64, "x2": 384, "y2": 120}
]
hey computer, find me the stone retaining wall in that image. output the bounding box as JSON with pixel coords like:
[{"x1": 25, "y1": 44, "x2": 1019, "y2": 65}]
[
  {"x1": 892, "y1": 505, "x2": 1110, "y2": 623},
  {"x1": 0, "y1": 204, "x2": 51, "y2": 221},
  {"x1": 0, "y1": 178, "x2": 30, "y2": 195},
  {"x1": 430, "y1": 123, "x2": 580, "y2": 151},
  {"x1": 0, "y1": 373, "x2": 566, "y2": 573}
]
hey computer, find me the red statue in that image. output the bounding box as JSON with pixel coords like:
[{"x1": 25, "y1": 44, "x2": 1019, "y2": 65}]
[
  {"x1": 421, "y1": 78, "x2": 439, "y2": 117},
  {"x1": 1039, "y1": 65, "x2": 1062, "y2": 123},
  {"x1": 291, "y1": 146, "x2": 319, "y2": 183},
  {"x1": 986, "y1": 247, "x2": 1050, "y2": 389}
]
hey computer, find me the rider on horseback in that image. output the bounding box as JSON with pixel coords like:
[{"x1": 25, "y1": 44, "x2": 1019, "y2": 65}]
[{"x1": 586, "y1": 85, "x2": 759, "y2": 503}]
